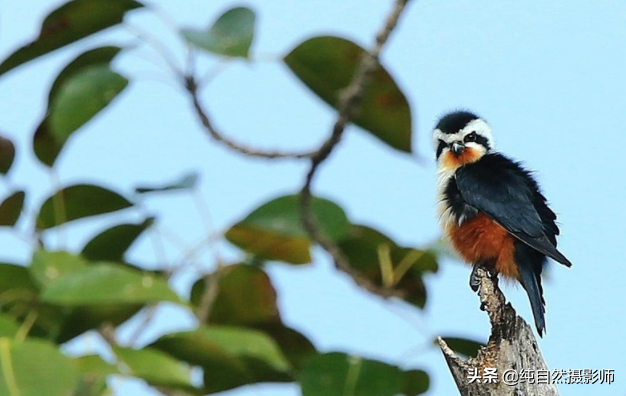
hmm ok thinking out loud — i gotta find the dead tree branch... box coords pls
[438,267,560,396]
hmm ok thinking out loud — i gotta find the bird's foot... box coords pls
[469,263,498,292]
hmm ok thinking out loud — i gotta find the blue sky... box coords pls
[1,1,624,395]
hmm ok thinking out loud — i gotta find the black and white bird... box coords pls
[433,110,572,336]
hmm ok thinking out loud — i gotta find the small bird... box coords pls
[433,110,571,336]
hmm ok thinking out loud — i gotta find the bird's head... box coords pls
[433,111,495,169]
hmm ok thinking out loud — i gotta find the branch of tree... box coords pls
[438,267,560,396]
[196,269,222,324]
[300,0,411,299]
[185,76,315,159]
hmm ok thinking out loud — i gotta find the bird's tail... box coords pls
[515,242,547,336]
[518,265,546,336]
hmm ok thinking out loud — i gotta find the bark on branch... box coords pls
[438,267,559,396]
[300,0,411,300]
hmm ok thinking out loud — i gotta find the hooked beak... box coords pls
[451,142,465,156]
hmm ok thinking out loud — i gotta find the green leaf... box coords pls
[76,354,117,376]
[29,250,86,287]
[36,184,133,230]
[0,315,20,338]
[438,337,485,358]
[0,136,15,175]
[190,264,279,326]
[49,46,123,104]
[225,195,350,264]
[152,325,291,394]
[182,7,255,58]
[0,263,38,296]
[0,261,142,344]
[40,263,182,305]
[403,370,430,396]
[252,323,316,370]
[34,47,125,166]
[190,266,317,368]
[0,191,25,226]
[34,65,128,166]
[0,0,142,76]
[300,353,404,396]
[57,304,143,343]
[74,354,118,396]
[284,36,412,153]
[338,225,438,308]
[135,172,199,194]
[0,263,40,332]
[48,65,127,137]
[0,338,79,396]
[81,218,154,261]
[0,264,76,343]
[114,347,196,392]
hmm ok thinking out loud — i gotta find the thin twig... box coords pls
[300,0,412,299]
[185,76,316,159]
[196,269,222,324]
[124,20,184,81]
[127,305,159,346]
[98,323,118,346]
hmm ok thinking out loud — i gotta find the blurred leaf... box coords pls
[338,225,438,308]
[114,347,197,392]
[284,36,412,153]
[57,304,142,343]
[191,264,279,325]
[0,263,38,295]
[300,352,404,396]
[438,336,485,358]
[182,7,255,58]
[0,263,71,343]
[0,315,20,337]
[403,370,430,396]
[252,323,316,370]
[0,263,40,330]
[35,65,128,166]
[0,260,142,343]
[190,265,316,368]
[10,305,68,343]
[0,338,79,396]
[81,218,154,261]
[36,184,133,230]
[226,195,350,264]
[29,250,86,287]
[74,354,118,396]
[41,263,182,305]
[27,251,143,342]
[76,354,117,376]
[227,227,310,264]
[152,325,291,394]
[0,0,142,76]
[48,46,123,103]
[0,190,25,226]
[135,172,199,194]
[0,136,15,175]
[34,47,125,166]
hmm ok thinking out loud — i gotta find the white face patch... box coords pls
[433,117,496,232]
[432,118,495,160]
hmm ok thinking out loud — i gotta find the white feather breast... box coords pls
[436,165,457,236]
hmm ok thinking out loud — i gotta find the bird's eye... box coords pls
[464,132,477,143]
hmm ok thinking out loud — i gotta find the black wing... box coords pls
[455,153,571,267]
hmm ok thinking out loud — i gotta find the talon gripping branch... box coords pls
[433,110,572,336]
